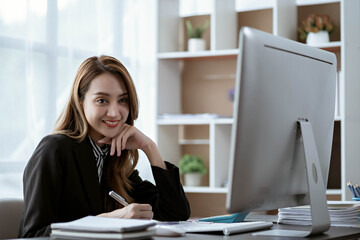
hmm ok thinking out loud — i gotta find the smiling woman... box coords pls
[18,56,190,238]
[82,73,131,143]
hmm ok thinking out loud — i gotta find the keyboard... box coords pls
[176,221,273,236]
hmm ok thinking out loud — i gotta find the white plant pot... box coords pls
[188,38,206,52]
[184,173,202,187]
[306,30,330,46]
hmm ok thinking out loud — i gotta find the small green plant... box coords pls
[178,154,207,175]
[298,14,334,40]
[185,20,210,39]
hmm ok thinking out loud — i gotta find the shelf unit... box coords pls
[157,42,341,60]
[156,0,360,216]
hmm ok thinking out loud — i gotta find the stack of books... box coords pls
[278,202,360,228]
[51,216,156,239]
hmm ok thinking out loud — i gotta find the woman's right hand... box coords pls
[98,203,153,219]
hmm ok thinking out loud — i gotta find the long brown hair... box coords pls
[54,55,139,209]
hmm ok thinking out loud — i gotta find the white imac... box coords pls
[226,27,336,237]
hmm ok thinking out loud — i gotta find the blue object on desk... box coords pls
[198,212,249,223]
[347,181,360,198]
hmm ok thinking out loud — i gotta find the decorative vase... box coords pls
[184,173,202,186]
[188,38,206,52]
[306,31,330,46]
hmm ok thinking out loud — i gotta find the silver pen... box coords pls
[109,190,129,206]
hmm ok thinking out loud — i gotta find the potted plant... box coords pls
[178,154,207,186]
[185,20,209,52]
[298,14,334,46]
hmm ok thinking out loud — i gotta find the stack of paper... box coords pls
[278,202,360,228]
[51,216,156,239]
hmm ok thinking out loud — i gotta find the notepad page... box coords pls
[51,216,156,232]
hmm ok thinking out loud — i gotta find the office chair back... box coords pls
[0,198,24,239]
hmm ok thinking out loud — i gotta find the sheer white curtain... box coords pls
[120,0,157,183]
[0,0,156,198]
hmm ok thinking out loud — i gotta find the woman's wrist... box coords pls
[98,209,125,218]
[142,140,167,170]
[98,212,111,217]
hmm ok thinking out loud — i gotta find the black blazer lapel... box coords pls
[73,138,104,214]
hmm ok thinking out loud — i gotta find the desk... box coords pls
[184,224,360,240]
[14,224,360,240]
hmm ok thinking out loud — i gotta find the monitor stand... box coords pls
[253,120,331,237]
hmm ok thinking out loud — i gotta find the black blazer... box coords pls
[19,134,190,238]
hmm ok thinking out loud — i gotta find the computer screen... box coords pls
[226,27,336,237]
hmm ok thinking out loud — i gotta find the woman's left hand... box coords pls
[99,124,166,169]
[98,124,151,157]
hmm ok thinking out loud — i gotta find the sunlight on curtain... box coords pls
[0,0,50,198]
[0,0,156,197]
[121,0,157,183]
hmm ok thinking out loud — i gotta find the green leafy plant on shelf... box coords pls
[185,20,210,39]
[178,154,207,175]
[298,14,334,41]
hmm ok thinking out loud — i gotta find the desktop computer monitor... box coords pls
[226,27,336,237]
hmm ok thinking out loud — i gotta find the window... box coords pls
[0,0,157,197]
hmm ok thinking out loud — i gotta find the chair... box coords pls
[0,198,24,239]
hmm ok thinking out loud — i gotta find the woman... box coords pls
[19,56,190,237]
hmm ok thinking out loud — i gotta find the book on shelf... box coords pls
[278,202,360,228]
[50,216,156,239]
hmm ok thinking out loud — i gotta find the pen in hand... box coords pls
[109,190,129,207]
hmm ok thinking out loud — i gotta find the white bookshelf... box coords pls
[326,189,342,195]
[156,0,360,203]
[236,0,273,12]
[157,117,232,189]
[296,0,340,6]
[157,42,341,60]
[157,49,239,60]
[184,186,228,193]
[307,41,341,49]
[158,117,233,125]
[178,139,210,145]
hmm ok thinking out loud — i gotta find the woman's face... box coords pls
[81,72,130,143]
